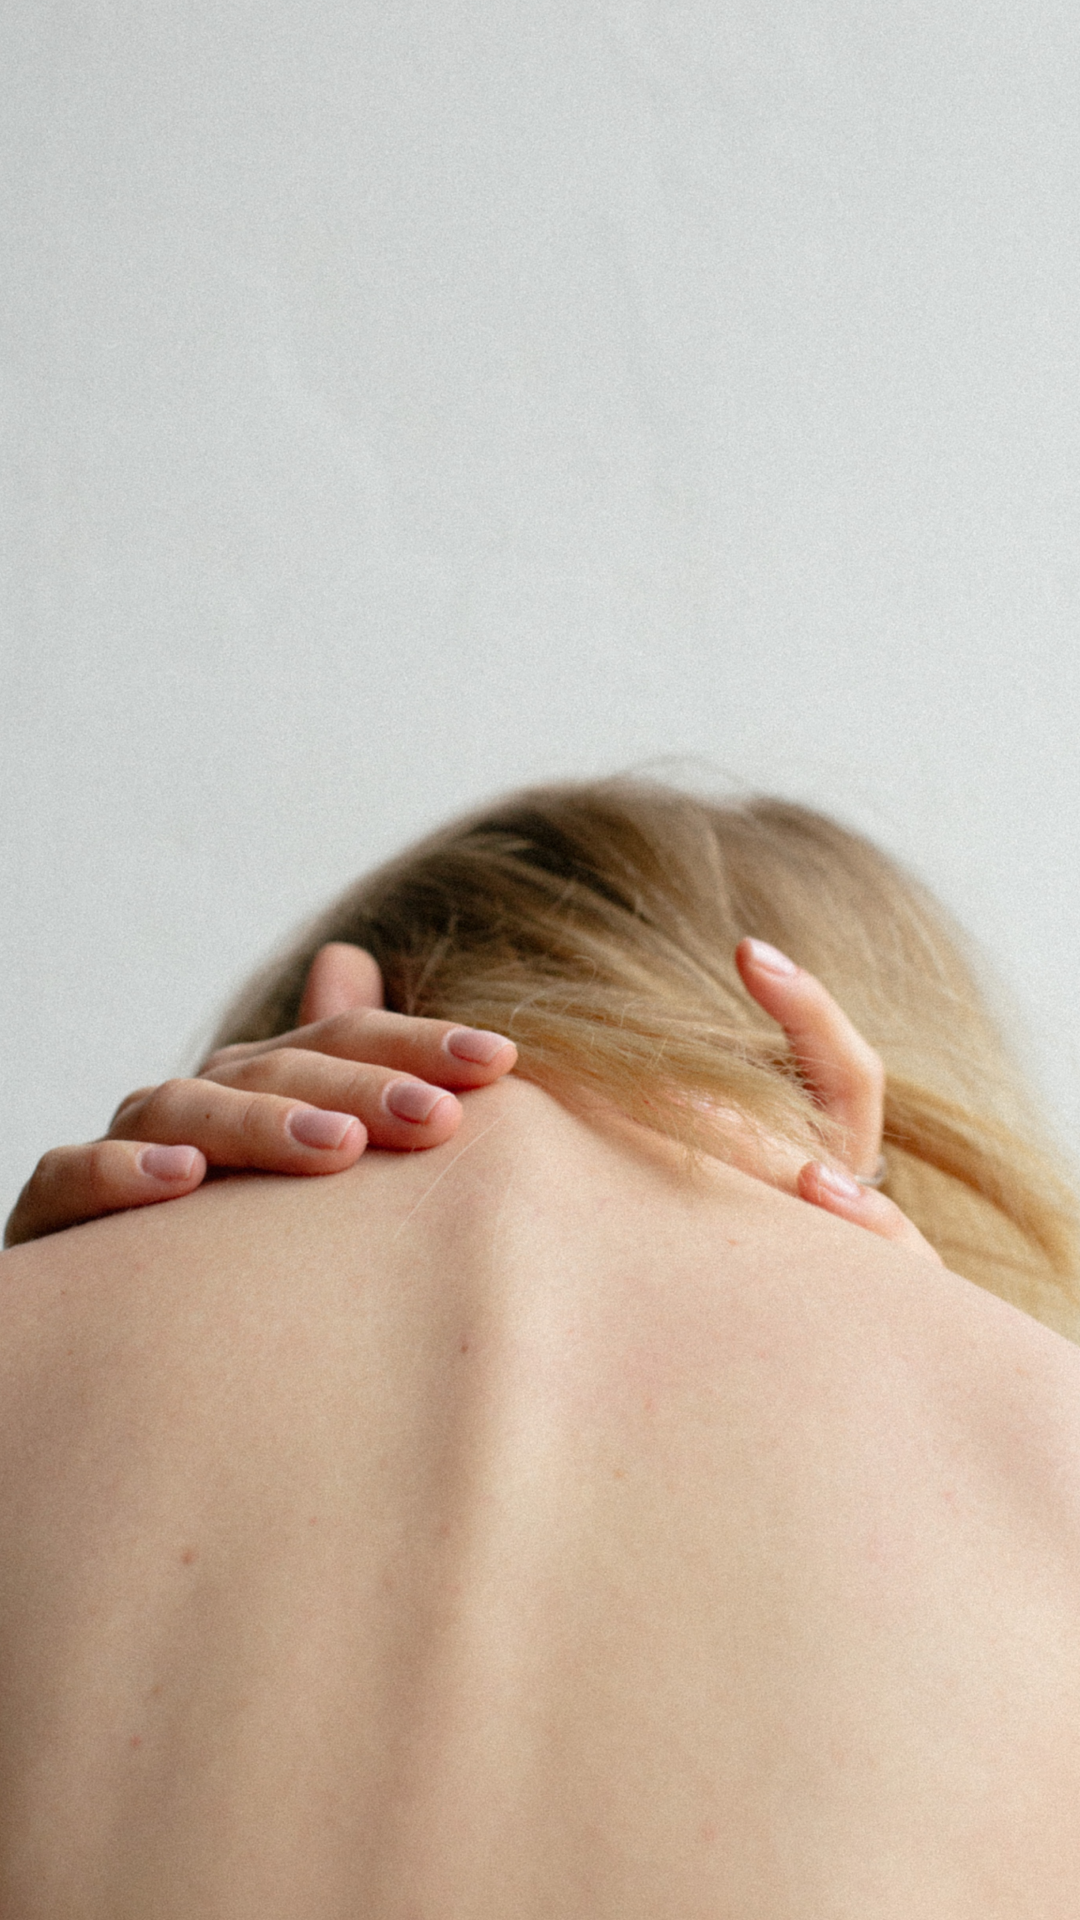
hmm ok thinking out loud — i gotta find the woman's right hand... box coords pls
[4,944,517,1249]
[735,937,941,1265]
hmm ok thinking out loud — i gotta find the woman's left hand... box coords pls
[735,938,941,1265]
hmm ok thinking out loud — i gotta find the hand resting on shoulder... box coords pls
[5,938,938,1265]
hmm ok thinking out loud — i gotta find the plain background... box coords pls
[3,0,1080,1224]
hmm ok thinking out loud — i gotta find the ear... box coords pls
[298,944,385,1025]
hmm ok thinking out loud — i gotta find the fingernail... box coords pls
[383,1080,449,1124]
[444,1027,512,1065]
[744,939,798,976]
[139,1145,200,1182]
[814,1163,863,1202]
[286,1107,357,1150]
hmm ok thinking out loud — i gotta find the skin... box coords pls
[5,940,938,1263]
[0,1076,1078,1916]
[4,946,518,1247]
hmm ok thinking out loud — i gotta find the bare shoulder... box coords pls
[3,1071,1079,1539]
[2,1079,1080,1916]
[2,1069,1078,1445]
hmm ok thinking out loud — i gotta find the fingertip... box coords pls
[382,1081,459,1126]
[366,1085,462,1151]
[798,1160,866,1215]
[733,938,757,985]
[736,938,799,981]
[443,1027,517,1071]
[285,1108,363,1152]
[137,1145,206,1185]
[417,1091,464,1143]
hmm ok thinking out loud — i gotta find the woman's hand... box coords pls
[735,938,941,1265]
[4,944,516,1249]
[6,936,936,1263]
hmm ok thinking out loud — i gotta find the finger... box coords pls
[110,1078,372,1171]
[203,1009,517,1091]
[4,1140,208,1248]
[735,939,884,1177]
[197,1051,468,1151]
[797,1161,942,1264]
[107,1084,157,1130]
[113,1071,467,1165]
[298,943,385,1024]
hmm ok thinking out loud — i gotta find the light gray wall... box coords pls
[4,0,1080,1221]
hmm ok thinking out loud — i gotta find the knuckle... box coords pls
[108,1096,146,1138]
[155,1077,190,1108]
[345,1062,382,1101]
[135,1080,184,1130]
[201,1042,256,1071]
[133,1078,209,1139]
[108,1086,153,1128]
[236,1090,275,1143]
[227,1050,304,1092]
[82,1141,119,1205]
[324,1009,374,1047]
[267,1046,307,1078]
[34,1146,69,1185]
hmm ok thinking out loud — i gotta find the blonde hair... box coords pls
[215,778,1080,1342]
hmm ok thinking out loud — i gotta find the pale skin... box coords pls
[4,938,939,1264]
[1,1036,1079,1913]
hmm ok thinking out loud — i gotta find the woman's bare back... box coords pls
[1,1078,1079,1918]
